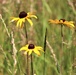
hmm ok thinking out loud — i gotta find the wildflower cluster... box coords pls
[11,11,43,56]
[11,11,75,56]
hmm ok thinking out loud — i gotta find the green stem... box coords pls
[43,28,47,75]
[61,25,64,50]
[24,24,28,44]
[60,25,64,75]
[31,54,33,75]
[24,25,30,75]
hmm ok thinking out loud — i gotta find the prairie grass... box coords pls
[0,0,76,75]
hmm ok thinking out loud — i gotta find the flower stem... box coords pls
[24,25,30,75]
[28,26,34,75]
[31,54,33,75]
[60,25,64,75]
[30,0,34,74]
[61,25,64,50]
[24,24,28,44]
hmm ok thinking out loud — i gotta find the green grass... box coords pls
[0,0,76,75]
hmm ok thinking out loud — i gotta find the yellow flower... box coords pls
[20,44,43,56]
[49,19,75,28]
[11,11,37,28]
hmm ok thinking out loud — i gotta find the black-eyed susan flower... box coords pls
[20,44,43,56]
[11,11,37,28]
[49,19,75,28]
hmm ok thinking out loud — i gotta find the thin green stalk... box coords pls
[24,24,30,75]
[31,54,33,75]
[30,0,34,74]
[24,24,28,44]
[28,27,34,75]
[60,25,64,75]
[43,28,47,75]
[61,25,64,51]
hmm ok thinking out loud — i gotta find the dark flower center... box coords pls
[28,44,35,49]
[59,19,65,22]
[19,11,27,18]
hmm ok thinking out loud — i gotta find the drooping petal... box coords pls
[11,17,19,22]
[27,18,33,26]
[33,49,40,56]
[64,21,75,28]
[49,19,59,24]
[36,46,44,51]
[28,50,33,55]
[70,24,75,27]
[27,12,34,15]
[66,24,75,28]
[20,18,26,28]
[30,15,37,19]
[17,20,20,27]
[24,50,29,55]
[19,19,23,27]
[20,45,28,51]
[27,12,37,19]
[23,18,26,22]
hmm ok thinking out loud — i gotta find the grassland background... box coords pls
[0,0,76,75]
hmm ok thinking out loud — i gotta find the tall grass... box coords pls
[0,0,76,75]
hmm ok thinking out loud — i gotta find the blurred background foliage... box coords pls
[0,0,76,75]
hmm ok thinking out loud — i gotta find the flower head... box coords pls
[20,44,43,56]
[11,11,37,28]
[49,19,75,28]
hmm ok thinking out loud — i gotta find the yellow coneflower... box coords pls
[20,44,43,56]
[11,11,37,28]
[49,19,75,28]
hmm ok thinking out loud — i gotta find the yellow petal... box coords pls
[20,45,28,51]
[49,19,59,24]
[36,46,44,51]
[23,18,26,22]
[64,21,75,28]
[27,12,31,15]
[28,50,33,55]
[19,19,23,28]
[27,18,33,26]
[68,24,75,28]
[30,15,37,19]
[33,49,40,56]
[70,24,75,27]
[69,21,74,23]
[27,12,37,19]
[24,50,28,55]
[17,20,20,27]
[27,12,34,15]
[11,17,19,22]
[20,18,26,28]
[59,20,64,23]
